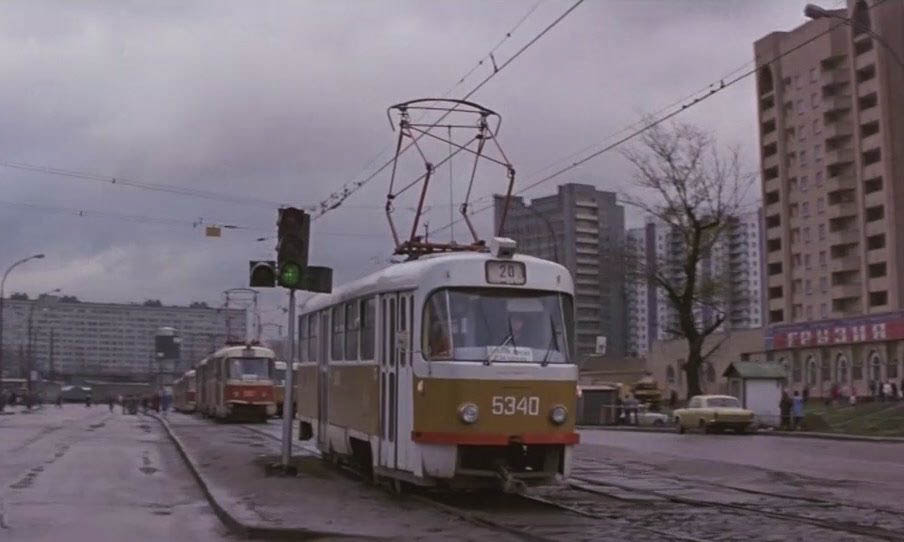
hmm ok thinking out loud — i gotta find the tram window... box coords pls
[381,299,388,366]
[308,314,319,361]
[361,297,376,360]
[298,315,307,362]
[409,297,415,364]
[331,306,344,361]
[389,299,397,367]
[345,301,359,361]
[399,298,407,366]
[422,290,452,359]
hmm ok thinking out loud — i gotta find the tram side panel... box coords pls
[296,363,318,438]
[325,364,380,456]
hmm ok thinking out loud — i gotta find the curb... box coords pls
[579,425,904,443]
[148,413,357,540]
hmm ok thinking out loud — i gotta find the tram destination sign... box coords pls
[765,311,904,350]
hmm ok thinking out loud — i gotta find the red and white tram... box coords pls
[195,343,277,422]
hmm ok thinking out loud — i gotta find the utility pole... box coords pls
[281,289,296,467]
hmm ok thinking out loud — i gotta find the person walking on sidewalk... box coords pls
[791,391,805,430]
[780,390,792,430]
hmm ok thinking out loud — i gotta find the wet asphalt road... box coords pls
[0,405,229,542]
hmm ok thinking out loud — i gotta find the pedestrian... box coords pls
[108,396,114,412]
[849,389,857,406]
[802,387,809,404]
[669,390,677,411]
[791,391,805,430]
[625,394,639,425]
[141,396,148,414]
[883,381,893,402]
[831,383,840,407]
[780,390,792,430]
[85,394,92,408]
[614,395,623,425]
[56,395,63,408]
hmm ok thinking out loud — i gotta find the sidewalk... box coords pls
[153,413,523,540]
[579,424,904,443]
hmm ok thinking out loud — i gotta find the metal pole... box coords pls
[281,288,296,466]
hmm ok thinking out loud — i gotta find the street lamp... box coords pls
[0,253,45,402]
[26,288,60,406]
[804,3,904,71]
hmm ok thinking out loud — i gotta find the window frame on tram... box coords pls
[331,305,344,361]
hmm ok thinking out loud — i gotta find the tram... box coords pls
[196,344,277,422]
[295,239,578,489]
[172,369,197,412]
[273,361,300,417]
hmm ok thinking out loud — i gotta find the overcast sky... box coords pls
[0,0,838,329]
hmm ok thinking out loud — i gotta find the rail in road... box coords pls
[236,419,895,541]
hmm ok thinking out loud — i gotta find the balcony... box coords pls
[827,200,858,219]
[823,121,853,141]
[832,282,862,299]
[828,228,860,246]
[830,254,860,273]
[825,173,855,193]
[822,69,850,87]
[860,106,879,125]
[855,49,876,71]
[825,148,854,167]
[863,161,884,181]
[825,95,853,113]
[857,77,878,98]
[762,153,780,170]
[861,132,882,153]
[867,246,887,264]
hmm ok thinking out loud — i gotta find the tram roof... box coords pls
[301,251,572,314]
[197,344,276,366]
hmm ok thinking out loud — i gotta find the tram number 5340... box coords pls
[491,396,540,416]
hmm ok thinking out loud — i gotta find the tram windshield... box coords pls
[423,288,574,363]
[227,357,272,381]
[273,367,286,386]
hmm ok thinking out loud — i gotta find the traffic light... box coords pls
[250,260,276,287]
[277,207,310,289]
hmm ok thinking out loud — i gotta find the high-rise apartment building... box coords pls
[755,0,904,396]
[625,213,764,357]
[0,296,245,379]
[756,0,904,324]
[494,183,626,358]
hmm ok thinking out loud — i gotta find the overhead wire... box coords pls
[428,8,866,237]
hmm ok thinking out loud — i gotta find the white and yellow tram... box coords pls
[196,344,277,422]
[172,369,197,412]
[296,240,578,488]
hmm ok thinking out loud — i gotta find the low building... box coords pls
[723,362,786,427]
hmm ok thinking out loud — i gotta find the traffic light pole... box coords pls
[280,288,296,468]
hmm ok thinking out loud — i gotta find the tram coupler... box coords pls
[496,464,526,494]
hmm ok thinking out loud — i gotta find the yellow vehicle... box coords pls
[295,240,578,489]
[673,395,755,434]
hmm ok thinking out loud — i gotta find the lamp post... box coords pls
[0,254,44,405]
[804,3,904,71]
[27,288,60,406]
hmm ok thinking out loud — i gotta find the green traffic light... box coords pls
[280,262,302,288]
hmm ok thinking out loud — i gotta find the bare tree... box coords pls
[623,121,749,398]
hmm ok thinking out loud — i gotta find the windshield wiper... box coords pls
[541,315,559,366]
[486,316,516,365]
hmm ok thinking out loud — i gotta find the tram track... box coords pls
[235,422,897,540]
[565,474,904,541]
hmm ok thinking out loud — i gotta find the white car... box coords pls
[636,405,670,427]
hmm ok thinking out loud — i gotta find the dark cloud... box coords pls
[0,0,819,311]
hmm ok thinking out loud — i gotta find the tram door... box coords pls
[379,292,414,472]
[379,295,398,469]
[317,312,330,449]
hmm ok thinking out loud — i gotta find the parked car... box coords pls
[673,395,754,434]
[637,405,670,427]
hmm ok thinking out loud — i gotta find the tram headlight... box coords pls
[458,402,479,424]
[549,405,568,425]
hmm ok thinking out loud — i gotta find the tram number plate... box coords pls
[486,261,526,285]
[491,396,540,416]
[242,390,256,398]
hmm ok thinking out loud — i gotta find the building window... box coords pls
[792,359,802,383]
[797,99,804,115]
[805,279,813,295]
[815,171,823,185]
[805,305,813,319]
[889,360,899,380]
[819,303,827,318]
[804,253,811,270]
[870,352,882,381]
[818,223,825,240]
[819,251,827,269]
[809,68,817,83]
[801,175,808,191]
[817,198,825,214]
[852,360,863,381]
[820,276,828,292]
[814,144,822,161]
[807,356,817,386]
[803,203,810,218]
[813,118,821,134]
[798,125,806,141]
[800,150,807,166]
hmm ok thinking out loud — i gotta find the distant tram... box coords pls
[273,360,300,417]
[172,369,197,412]
[195,344,277,422]
[296,239,579,489]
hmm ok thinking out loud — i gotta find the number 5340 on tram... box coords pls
[295,239,578,489]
